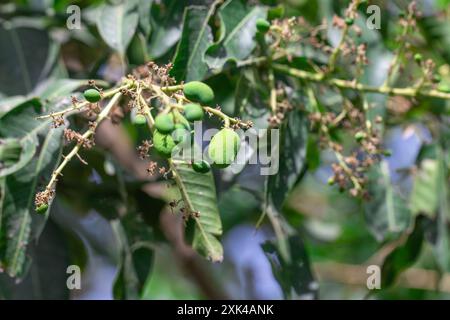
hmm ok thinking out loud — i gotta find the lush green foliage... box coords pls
[0,0,450,300]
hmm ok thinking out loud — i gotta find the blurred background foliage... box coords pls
[0,0,449,300]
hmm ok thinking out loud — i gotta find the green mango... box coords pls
[153,130,176,158]
[192,160,211,173]
[134,114,147,125]
[208,128,240,168]
[83,89,101,103]
[183,81,214,105]
[184,103,204,122]
[155,113,175,133]
[256,18,270,33]
[36,203,49,214]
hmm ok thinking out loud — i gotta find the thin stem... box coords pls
[272,63,450,100]
[161,84,184,93]
[328,23,350,73]
[203,106,231,127]
[268,68,277,113]
[44,92,122,192]
[382,7,415,87]
[37,81,132,120]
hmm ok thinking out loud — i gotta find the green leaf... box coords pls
[267,109,308,212]
[112,215,154,300]
[262,235,317,299]
[364,161,412,241]
[423,149,450,272]
[170,6,214,82]
[0,127,63,278]
[381,215,427,289]
[205,0,267,70]
[171,160,223,262]
[418,16,450,64]
[0,24,57,95]
[0,219,71,299]
[234,69,270,127]
[0,137,37,178]
[0,95,66,277]
[33,79,86,100]
[0,96,28,117]
[410,159,440,217]
[97,1,139,55]
[138,0,153,37]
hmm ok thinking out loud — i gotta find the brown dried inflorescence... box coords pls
[35,188,55,207]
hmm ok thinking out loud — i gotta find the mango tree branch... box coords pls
[43,92,122,194]
[272,63,450,100]
[37,81,133,120]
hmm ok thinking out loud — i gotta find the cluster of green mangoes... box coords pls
[150,81,240,173]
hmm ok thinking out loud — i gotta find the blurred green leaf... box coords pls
[418,15,450,64]
[0,219,70,299]
[364,161,412,241]
[410,159,440,217]
[97,1,139,55]
[127,32,149,66]
[148,0,187,58]
[0,137,36,178]
[262,235,317,299]
[0,127,63,278]
[0,24,55,95]
[112,214,154,300]
[381,215,427,289]
[138,0,153,37]
[0,96,65,277]
[267,109,308,212]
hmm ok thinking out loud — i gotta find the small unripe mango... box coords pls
[208,128,240,168]
[256,18,270,33]
[183,81,214,105]
[83,89,101,103]
[155,113,175,133]
[438,83,450,93]
[134,114,147,125]
[414,53,423,63]
[172,124,190,144]
[153,130,176,158]
[268,6,284,20]
[184,103,204,122]
[354,131,366,142]
[192,160,211,173]
[36,203,49,214]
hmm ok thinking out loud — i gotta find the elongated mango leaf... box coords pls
[0,137,37,178]
[418,16,450,64]
[0,25,56,95]
[112,216,154,300]
[205,0,267,69]
[138,0,153,37]
[97,1,139,55]
[0,78,83,277]
[267,109,308,212]
[1,127,63,278]
[364,161,411,241]
[381,215,427,289]
[262,235,317,300]
[171,160,223,262]
[422,149,450,272]
[148,0,187,58]
[410,159,440,217]
[170,6,214,81]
